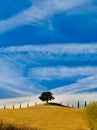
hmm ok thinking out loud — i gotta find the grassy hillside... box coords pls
[0,104,89,130]
[84,102,97,130]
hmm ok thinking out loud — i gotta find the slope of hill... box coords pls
[0,104,89,130]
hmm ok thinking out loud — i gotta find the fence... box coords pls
[1,100,87,109]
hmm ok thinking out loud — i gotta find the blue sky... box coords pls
[0,0,97,46]
[0,0,97,102]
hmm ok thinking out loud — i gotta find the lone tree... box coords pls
[38,91,55,103]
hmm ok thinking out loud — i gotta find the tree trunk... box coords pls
[46,100,48,104]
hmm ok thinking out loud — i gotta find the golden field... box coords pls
[0,104,90,130]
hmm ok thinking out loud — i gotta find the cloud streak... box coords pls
[0,0,90,33]
[1,43,97,54]
[0,53,44,97]
[29,66,97,81]
[52,74,97,95]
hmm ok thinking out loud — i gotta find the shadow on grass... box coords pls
[0,121,40,130]
[48,102,71,108]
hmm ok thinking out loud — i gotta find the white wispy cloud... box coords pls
[0,54,44,97]
[1,43,97,54]
[29,66,97,80]
[0,0,90,33]
[52,74,97,94]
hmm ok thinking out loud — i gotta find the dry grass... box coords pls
[84,101,97,130]
[0,121,38,130]
[0,104,90,130]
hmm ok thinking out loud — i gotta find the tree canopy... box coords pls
[38,91,55,103]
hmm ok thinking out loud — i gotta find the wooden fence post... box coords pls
[4,105,6,109]
[78,101,80,108]
[20,104,21,109]
[85,101,87,107]
[27,103,29,108]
